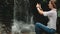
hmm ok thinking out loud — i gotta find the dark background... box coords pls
[0,0,14,32]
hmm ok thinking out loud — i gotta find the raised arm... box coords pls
[36,3,53,16]
[36,3,44,15]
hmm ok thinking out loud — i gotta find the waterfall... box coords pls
[12,0,35,34]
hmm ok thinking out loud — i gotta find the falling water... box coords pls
[12,0,35,34]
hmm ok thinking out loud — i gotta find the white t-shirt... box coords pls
[43,9,57,30]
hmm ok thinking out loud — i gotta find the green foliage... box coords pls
[58,8,60,17]
[43,0,46,2]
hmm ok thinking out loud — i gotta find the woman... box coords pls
[35,1,57,34]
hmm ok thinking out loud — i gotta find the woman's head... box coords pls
[48,1,56,9]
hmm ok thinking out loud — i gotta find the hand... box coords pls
[36,3,42,9]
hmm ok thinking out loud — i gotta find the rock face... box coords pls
[0,0,14,33]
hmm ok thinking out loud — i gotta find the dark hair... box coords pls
[50,1,56,8]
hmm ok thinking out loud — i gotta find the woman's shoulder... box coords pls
[52,8,57,11]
